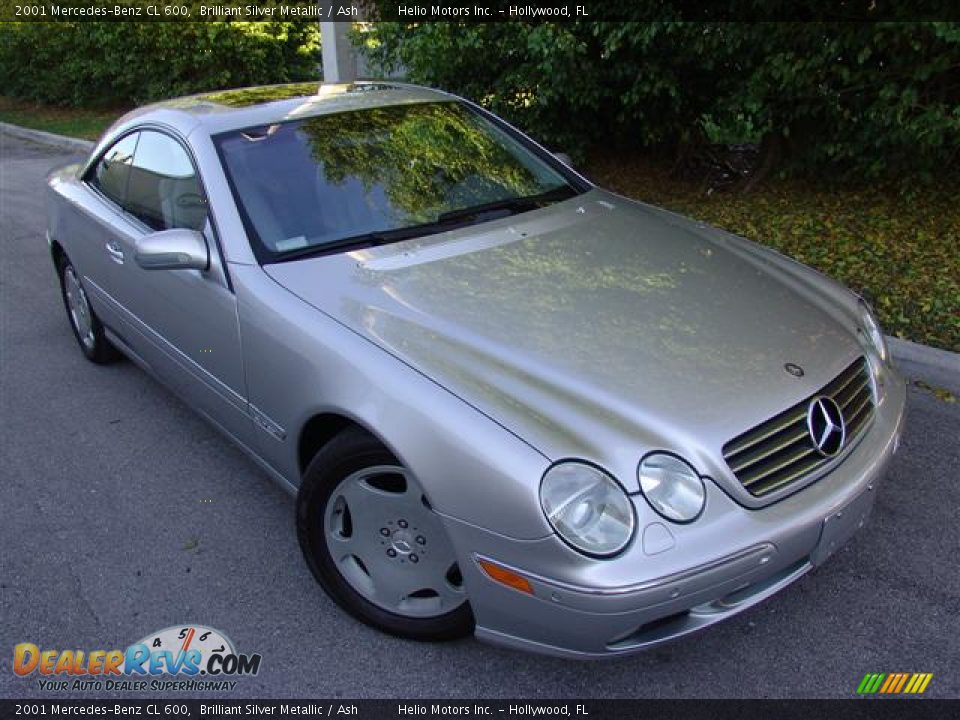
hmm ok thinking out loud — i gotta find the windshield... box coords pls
[214,101,580,260]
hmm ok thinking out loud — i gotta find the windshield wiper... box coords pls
[270,185,578,263]
[270,224,461,263]
[436,185,577,224]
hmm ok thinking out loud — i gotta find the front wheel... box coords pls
[56,253,120,364]
[297,428,473,641]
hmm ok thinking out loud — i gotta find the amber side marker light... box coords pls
[477,558,534,595]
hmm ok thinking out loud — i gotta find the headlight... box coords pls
[859,301,889,364]
[540,462,635,557]
[638,454,706,523]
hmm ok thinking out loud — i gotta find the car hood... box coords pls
[264,189,864,496]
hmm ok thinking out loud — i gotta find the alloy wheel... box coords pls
[324,465,466,619]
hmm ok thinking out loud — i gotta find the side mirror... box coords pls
[553,152,573,168]
[135,228,209,271]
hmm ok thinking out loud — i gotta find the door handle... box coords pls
[105,240,125,264]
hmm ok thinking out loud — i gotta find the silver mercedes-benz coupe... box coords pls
[46,81,906,658]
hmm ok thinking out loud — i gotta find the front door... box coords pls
[104,129,254,448]
[69,131,142,332]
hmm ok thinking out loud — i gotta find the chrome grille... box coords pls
[723,358,876,497]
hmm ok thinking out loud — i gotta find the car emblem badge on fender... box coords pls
[807,396,846,457]
[784,363,805,377]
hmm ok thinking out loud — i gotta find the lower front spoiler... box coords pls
[476,557,813,659]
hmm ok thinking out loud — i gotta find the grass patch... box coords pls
[0,96,119,141]
[586,153,960,353]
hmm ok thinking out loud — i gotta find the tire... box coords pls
[297,428,474,641]
[56,253,120,364]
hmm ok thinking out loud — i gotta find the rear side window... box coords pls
[125,131,206,232]
[89,132,139,206]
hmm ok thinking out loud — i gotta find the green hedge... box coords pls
[361,19,960,185]
[0,22,319,108]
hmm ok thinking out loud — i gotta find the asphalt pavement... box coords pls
[1,133,958,699]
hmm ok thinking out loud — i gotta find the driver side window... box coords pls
[125,130,206,232]
[89,132,139,207]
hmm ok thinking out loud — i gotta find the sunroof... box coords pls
[195,82,399,109]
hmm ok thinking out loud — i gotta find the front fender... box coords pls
[231,263,555,541]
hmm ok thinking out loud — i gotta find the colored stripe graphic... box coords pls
[857,673,885,694]
[857,673,932,695]
[879,674,897,693]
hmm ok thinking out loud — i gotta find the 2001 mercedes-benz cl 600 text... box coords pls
[46,82,905,658]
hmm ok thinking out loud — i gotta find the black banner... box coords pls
[2,0,960,23]
[1,700,959,720]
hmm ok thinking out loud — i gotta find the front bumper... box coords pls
[443,372,906,658]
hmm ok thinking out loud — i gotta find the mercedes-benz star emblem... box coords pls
[807,396,846,457]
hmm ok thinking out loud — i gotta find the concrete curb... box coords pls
[888,336,960,374]
[3,121,958,378]
[0,121,94,153]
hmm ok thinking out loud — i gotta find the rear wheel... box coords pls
[57,254,120,364]
[297,428,473,640]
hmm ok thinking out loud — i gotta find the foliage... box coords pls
[587,152,960,352]
[299,102,549,222]
[199,82,322,107]
[360,16,960,184]
[0,22,319,109]
[0,96,117,140]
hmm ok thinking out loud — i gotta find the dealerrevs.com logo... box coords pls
[13,625,261,692]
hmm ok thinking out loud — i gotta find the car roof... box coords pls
[111,81,457,138]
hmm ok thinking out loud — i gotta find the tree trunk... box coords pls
[737,132,783,194]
